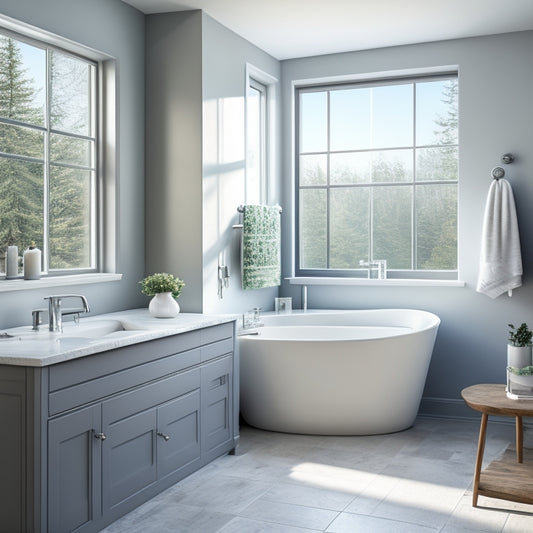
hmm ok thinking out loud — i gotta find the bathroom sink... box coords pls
[1,319,143,341]
[61,319,140,338]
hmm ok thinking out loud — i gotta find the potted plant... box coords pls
[507,323,533,369]
[140,272,185,318]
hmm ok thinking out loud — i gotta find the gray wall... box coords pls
[0,0,146,328]
[145,11,204,313]
[201,13,281,314]
[280,31,533,414]
[145,11,281,315]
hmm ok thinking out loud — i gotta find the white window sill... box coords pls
[286,277,465,287]
[0,273,123,293]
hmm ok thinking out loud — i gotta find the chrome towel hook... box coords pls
[491,167,505,180]
[492,153,514,180]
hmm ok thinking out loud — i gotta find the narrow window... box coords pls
[296,74,458,279]
[246,77,267,204]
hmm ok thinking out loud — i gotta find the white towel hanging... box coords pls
[476,178,522,298]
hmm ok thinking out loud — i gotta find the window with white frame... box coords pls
[246,77,267,204]
[0,25,113,277]
[296,74,458,279]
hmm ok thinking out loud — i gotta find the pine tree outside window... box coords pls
[0,29,98,275]
[296,74,458,280]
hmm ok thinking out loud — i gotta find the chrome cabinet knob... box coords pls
[94,431,106,440]
[157,431,170,441]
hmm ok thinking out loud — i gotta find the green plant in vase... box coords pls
[140,273,185,318]
[507,323,533,370]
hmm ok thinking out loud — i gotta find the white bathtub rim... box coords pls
[239,308,440,342]
[240,325,412,342]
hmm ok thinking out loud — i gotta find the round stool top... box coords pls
[461,383,533,417]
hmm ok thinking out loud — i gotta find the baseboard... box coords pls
[419,396,475,419]
[419,396,533,428]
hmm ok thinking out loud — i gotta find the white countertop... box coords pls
[0,309,237,367]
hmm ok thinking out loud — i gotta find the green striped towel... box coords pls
[242,205,281,290]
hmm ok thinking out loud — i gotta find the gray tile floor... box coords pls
[101,417,533,532]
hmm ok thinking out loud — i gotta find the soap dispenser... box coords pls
[23,241,41,280]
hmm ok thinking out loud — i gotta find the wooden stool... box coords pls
[462,384,533,506]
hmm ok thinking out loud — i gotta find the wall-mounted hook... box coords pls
[501,153,514,164]
[491,167,505,180]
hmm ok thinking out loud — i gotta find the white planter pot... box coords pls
[148,292,180,318]
[507,345,532,369]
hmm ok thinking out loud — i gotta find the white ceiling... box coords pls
[121,0,533,60]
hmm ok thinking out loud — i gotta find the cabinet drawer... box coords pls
[49,329,204,392]
[201,337,233,362]
[49,349,201,416]
[200,323,234,345]
[102,368,200,426]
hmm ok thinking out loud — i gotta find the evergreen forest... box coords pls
[0,34,94,274]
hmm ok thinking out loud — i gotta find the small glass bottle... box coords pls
[5,245,18,278]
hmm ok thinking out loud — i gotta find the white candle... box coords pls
[23,242,41,280]
[5,245,18,278]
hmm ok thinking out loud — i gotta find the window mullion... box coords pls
[369,186,373,263]
[90,63,97,269]
[326,91,331,269]
[43,48,51,275]
[412,82,417,271]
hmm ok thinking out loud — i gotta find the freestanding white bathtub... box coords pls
[239,309,440,435]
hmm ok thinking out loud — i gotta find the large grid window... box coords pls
[0,29,97,275]
[296,74,458,279]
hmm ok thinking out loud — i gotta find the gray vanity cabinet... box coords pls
[0,320,237,533]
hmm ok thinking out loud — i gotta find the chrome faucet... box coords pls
[32,294,91,332]
[359,259,387,280]
[243,307,262,329]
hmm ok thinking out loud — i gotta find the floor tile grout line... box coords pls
[326,509,442,532]
[234,505,341,532]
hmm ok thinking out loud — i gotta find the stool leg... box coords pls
[473,413,488,507]
[516,416,523,463]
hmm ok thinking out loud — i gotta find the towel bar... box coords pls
[237,205,282,214]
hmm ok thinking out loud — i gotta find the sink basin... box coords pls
[1,319,143,341]
[61,319,137,338]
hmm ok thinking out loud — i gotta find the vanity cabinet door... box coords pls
[201,355,233,459]
[157,389,201,479]
[102,408,157,512]
[48,404,101,533]
[0,369,27,533]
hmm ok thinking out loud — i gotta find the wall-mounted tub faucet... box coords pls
[243,307,262,329]
[302,285,308,312]
[359,259,387,280]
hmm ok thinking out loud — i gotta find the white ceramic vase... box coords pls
[507,345,532,369]
[148,292,180,318]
